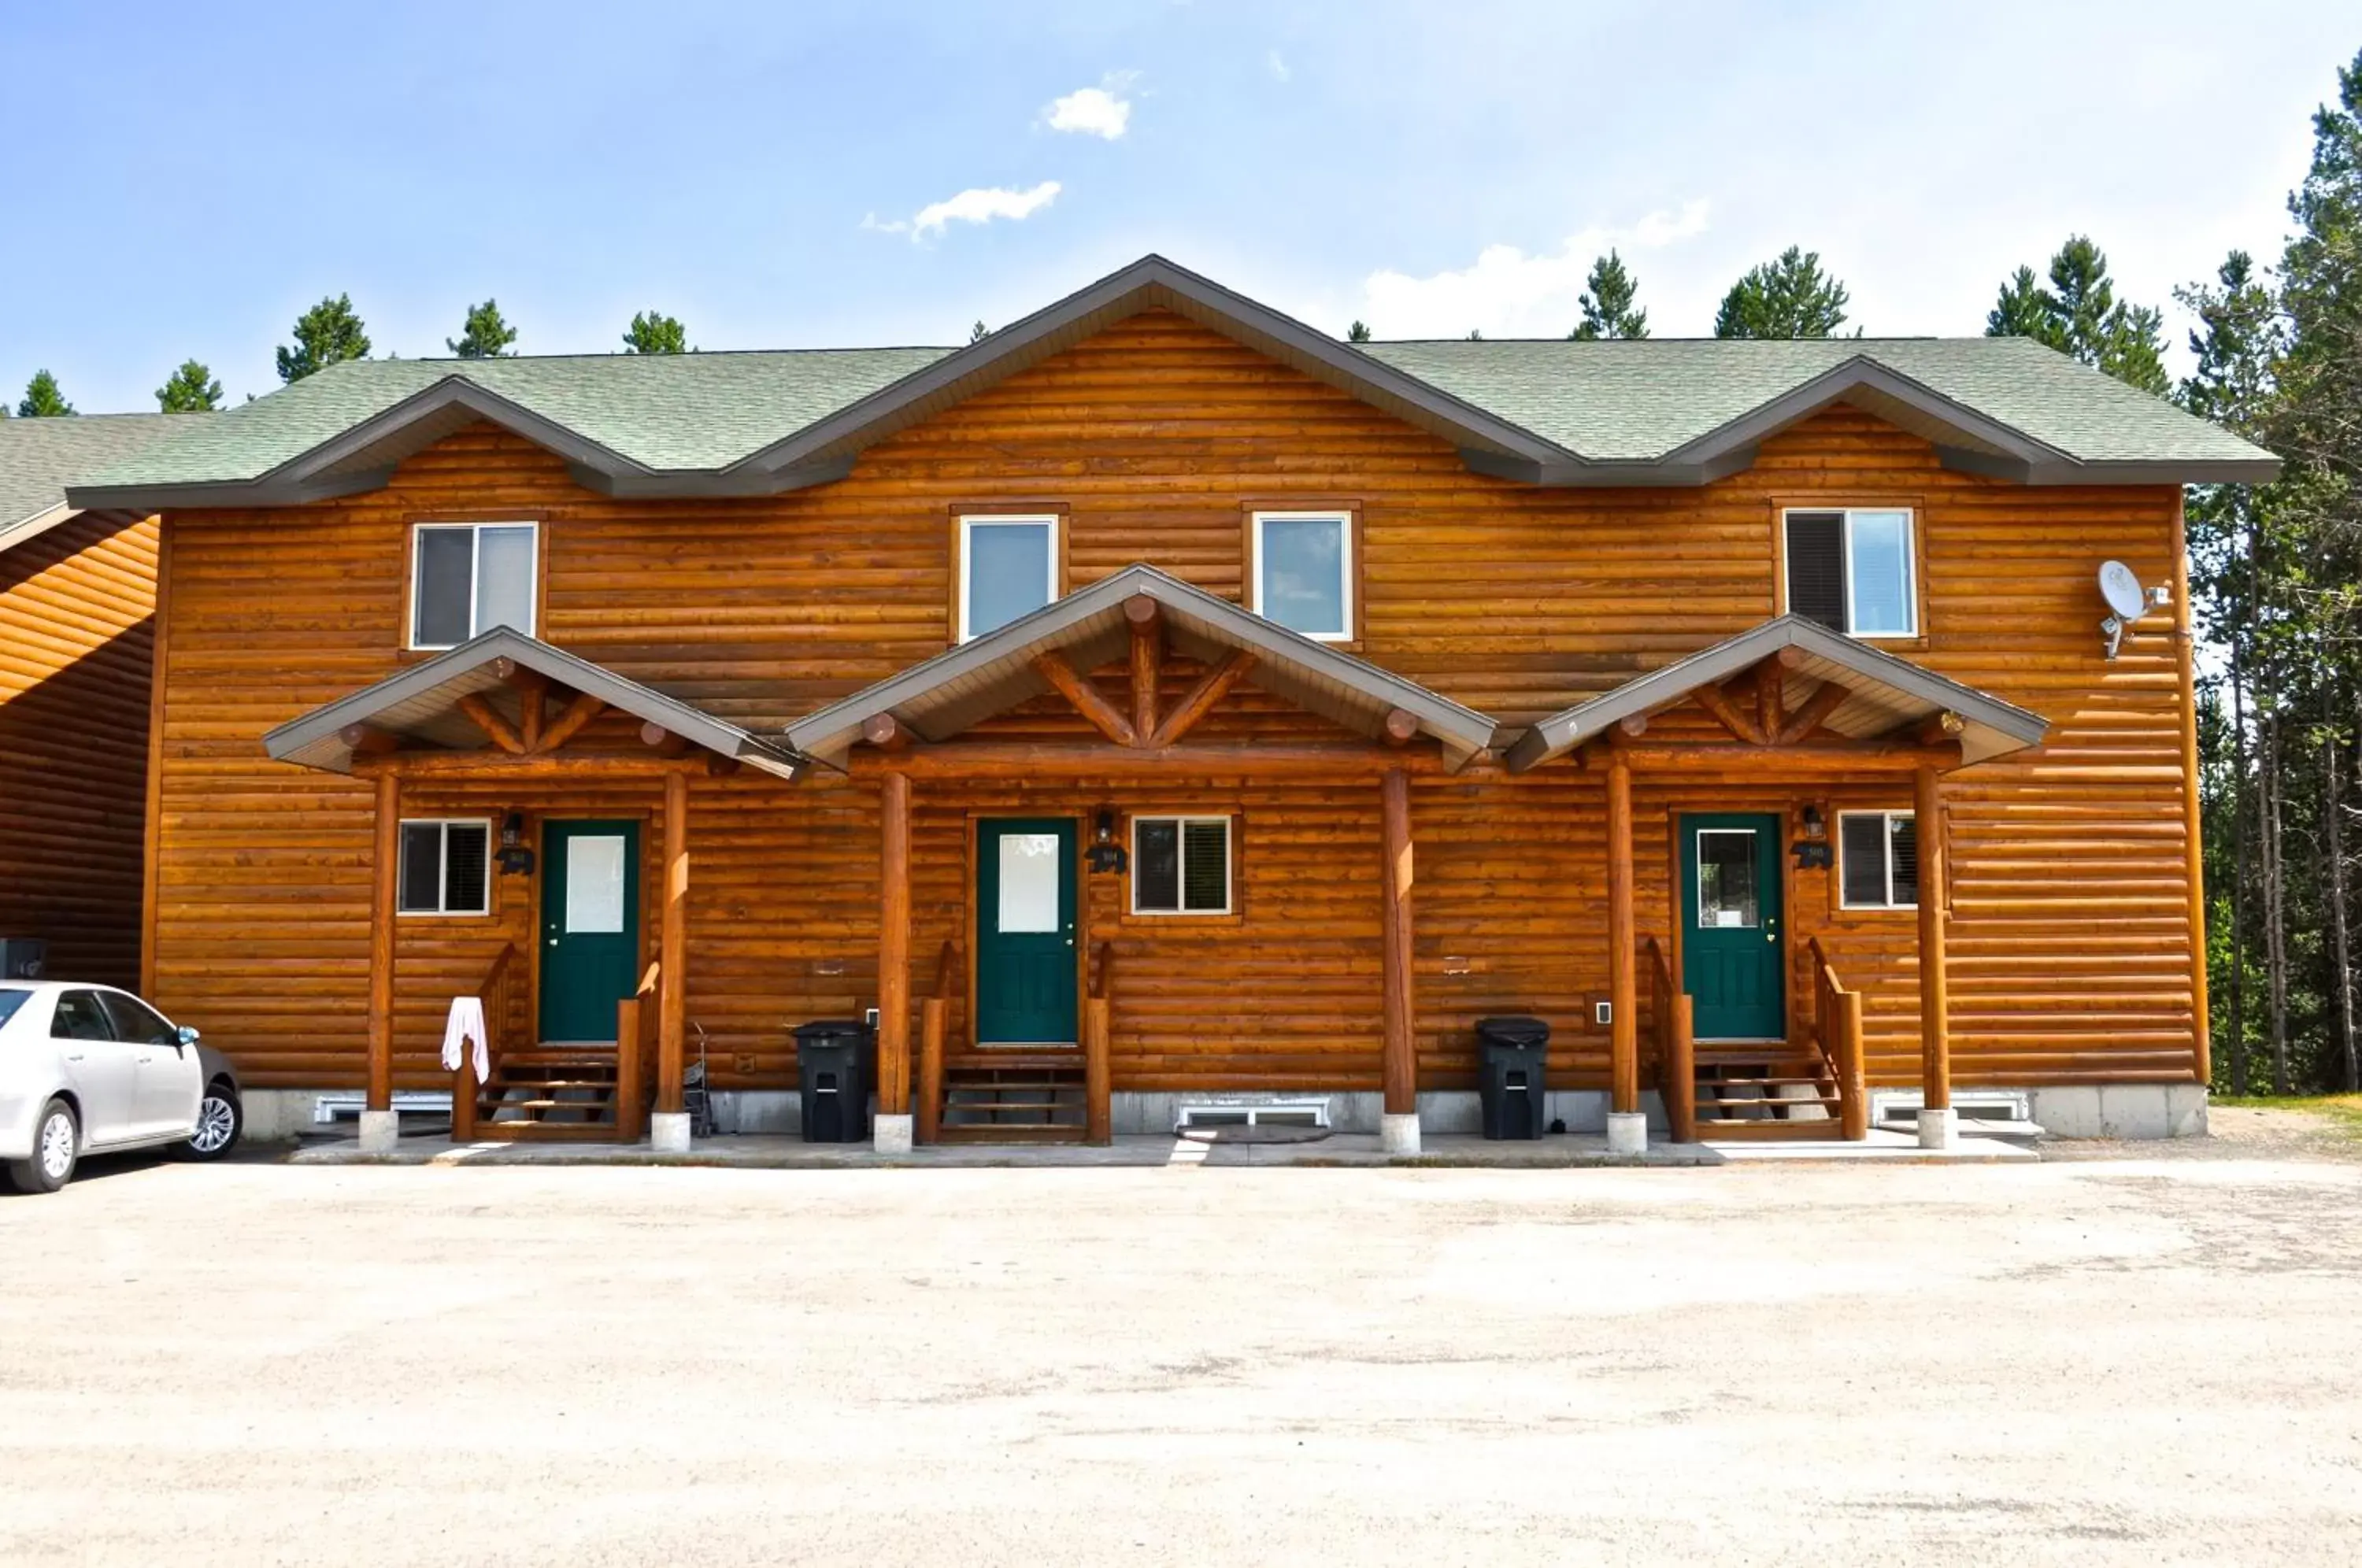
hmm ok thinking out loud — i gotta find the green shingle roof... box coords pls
[0,412,202,542]
[68,257,2275,501]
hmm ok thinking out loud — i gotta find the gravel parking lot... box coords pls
[5,1119,2360,1566]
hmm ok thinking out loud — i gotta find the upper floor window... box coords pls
[1251,511,1353,642]
[959,515,1059,642]
[412,522,538,649]
[398,819,492,915]
[1783,508,1916,638]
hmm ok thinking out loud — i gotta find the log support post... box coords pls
[916,997,945,1145]
[875,770,914,1154]
[1379,767,1419,1155]
[1914,763,1954,1148]
[1605,753,1646,1155]
[650,771,691,1152]
[361,771,402,1154]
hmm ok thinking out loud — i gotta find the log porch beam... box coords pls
[1379,767,1416,1120]
[1690,682,1764,745]
[1031,651,1138,746]
[1776,680,1853,745]
[876,771,913,1147]
[657,770,688,1121]
[1127,596,1161,744]
[365,770,400,1116]
[457,693,528,755]
[340,723,402,756]
[1606,752,1638,1118]
[514,668,550,751]
[861,712,911,751]
[536,691,606,753]
[640,722,690,757]
[1915,762,1952,1128]
[1146,650,1257,748]
[1754,660,1784,743]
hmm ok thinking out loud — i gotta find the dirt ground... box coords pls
[4,1111,2360,1567]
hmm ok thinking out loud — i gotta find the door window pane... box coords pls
[964,520,1054,639]
[98,992,176,1045]
[475,526,537,634]
[413,528,475,647]
[1696,830,1760,928]
[1848,511,1914,635]
[1257,516,1349,638]
[996,832,1062,933]
[565,834,627,934]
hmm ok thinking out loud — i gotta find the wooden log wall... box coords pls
[0,511,156,989]
[146,309,2198,1092]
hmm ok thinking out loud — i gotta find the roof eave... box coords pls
[1938,447,2286,486]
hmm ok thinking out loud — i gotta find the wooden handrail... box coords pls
[1087,938,1113,1001]
[1805,937,1869,1140]
[929,938,956,1002]
[451,943,516,1144]
[1642,937,1695,1143]
[1084,940,1113,1143]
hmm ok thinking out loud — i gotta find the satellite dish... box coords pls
[2097,560,2147,622]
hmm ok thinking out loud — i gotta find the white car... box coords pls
[0,982,242,1193]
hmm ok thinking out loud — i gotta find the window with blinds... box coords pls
[1783,508,1916,637]
[1131,816,1232,915]
[1838,811,1918,909]
[397,819,492,915]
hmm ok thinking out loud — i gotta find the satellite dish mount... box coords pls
[2097,560,2167,661]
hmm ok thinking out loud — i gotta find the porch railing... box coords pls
[450,944,516,1144]
[1805,937,1870,1141]
[1084,941,1113,1145]
[916,940,954,1145]
[1643,936,1695,1144]
[613,960,659,1141]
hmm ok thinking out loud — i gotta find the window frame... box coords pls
[1836,809,1920,911]
[955,513,1062,644]
[1248,508,1357,644]
[1129,814,1235,917]
[1779,505,1920,641]
[407,520,541,652]
[395,817,495,918]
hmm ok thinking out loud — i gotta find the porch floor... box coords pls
[287,1128,2034,1169]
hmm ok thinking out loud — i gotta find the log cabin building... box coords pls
[67,257,2279,1154]
[1,414,194,991]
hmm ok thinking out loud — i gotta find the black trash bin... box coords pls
[794,1019,876,1143]
[1475,1015,1549,1140]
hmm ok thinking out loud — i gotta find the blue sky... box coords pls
[5,1,2356,412]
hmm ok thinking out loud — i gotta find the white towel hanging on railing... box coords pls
[441,995,490,1082]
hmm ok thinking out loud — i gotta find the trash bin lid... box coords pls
[793,1018,872,1044]
[1475,1015,1550,1049]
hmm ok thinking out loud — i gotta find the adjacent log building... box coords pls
[68,258,2279,1152]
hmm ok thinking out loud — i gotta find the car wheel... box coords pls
[6,1099,79,1194]
[183,1083,242,1161]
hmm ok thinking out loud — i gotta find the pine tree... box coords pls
[1569,250,1649,340]
[17,370,74,416]
[156,360,224,412]
[969,320,990,345]
[624,312,689,354]
[1346,320,1372,344]
[1712,246,1851,338]
[276,294,372,383]
[448,299,518,359]
[1985,237,2169,393]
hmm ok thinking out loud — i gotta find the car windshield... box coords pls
[0,989,30,1028]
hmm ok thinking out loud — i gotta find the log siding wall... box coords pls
[1,511,157,989]
[148,311,2197,1093]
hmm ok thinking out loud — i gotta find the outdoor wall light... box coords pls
[1086,808,1128,875]
[1800,804,1826,840]
[495,812,536,877]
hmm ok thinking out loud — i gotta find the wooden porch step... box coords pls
[943,1051,1083,1071]
[468,1120,622,1142]
[944,1098,1079,1112]
[1695,1119,1846,1141]
[934,1124,1089,1145]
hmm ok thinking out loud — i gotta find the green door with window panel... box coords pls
[974,819,1078,1045]
[1679,813,1786,1041]
[539,820,642,1043]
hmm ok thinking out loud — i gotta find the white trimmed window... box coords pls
[1131,816,1232,915]
[958,515,1059,642]
[411,522,539,649]
[398,819,492,915]
[1783,508,1916,638]
[1251,511,1353,642]
[1838,811,1919,909]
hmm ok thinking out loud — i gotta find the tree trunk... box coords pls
[2261,706,2291,1096]
[2342,701,2362,1094]
[2229,643,2252,1095]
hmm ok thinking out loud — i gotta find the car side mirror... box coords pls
[176,1024,202,1048]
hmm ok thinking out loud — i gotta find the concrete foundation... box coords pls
[648,1112,692,1154]
[356,1110,401,1155]
[1917,1106,1958,1151]
[873,1113,914,1156]
[1605,1111,1648,1156]
[1379,1113,1421,1156]
[2024,1083,2208,1140]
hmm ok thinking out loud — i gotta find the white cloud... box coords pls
[863,180,1064,242]
[1358,200,1712,338]
[1045,80,1133,139]
[1266,50,1290,82]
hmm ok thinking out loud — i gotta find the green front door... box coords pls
[1679,812,1786,1041]
[974,819,1079,1045]
[539,820,642,1044]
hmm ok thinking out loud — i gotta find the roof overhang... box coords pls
[1504,615,2049,771]
[783,563,1500,770]
[262,627,806,779]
